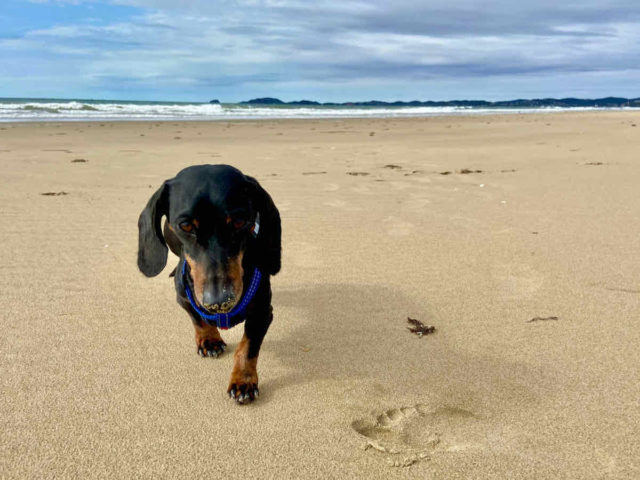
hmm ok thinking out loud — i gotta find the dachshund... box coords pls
[137,164,281,404]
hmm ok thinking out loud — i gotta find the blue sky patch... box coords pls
[0,0,145,37]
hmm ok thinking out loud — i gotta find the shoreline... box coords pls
[2,102,640,123]
[2,107,640,125]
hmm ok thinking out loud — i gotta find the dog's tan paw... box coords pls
[228,382,259,404]
[228,368,259,404]
[197,339,227,358]
[195,323,226,357]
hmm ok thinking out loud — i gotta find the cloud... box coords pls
[3,0,640,100]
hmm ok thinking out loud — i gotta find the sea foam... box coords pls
[0,98,631,122]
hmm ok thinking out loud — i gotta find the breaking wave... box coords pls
[0,98,634,122]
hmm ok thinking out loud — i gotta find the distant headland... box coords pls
[225,96,640,108]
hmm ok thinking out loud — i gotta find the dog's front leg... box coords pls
[228,305,273,404]
[193,322,227,358]
[176,295,227,358]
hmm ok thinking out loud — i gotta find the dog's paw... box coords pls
[197,339,227,358]
[228,381,259,405]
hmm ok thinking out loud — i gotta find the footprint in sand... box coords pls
[353,404,485,467]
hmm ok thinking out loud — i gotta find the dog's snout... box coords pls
[202,283,236,313]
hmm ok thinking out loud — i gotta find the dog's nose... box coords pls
[202,286,236,313]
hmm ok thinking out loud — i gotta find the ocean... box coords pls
[0,98,633,122]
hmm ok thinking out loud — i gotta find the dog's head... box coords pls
[137,164,281,313]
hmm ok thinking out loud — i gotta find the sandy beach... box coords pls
[1,112,640,479]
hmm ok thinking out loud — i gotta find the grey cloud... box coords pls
[110,0,640,36]
[5,0,640,100]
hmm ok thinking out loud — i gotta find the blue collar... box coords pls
[182,260,262,330]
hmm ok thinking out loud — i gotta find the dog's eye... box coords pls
[226,216,246,229]
[179,221,194,233]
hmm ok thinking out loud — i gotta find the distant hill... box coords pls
[238,96,640,108]
[239,97,284,105]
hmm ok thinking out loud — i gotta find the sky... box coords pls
[1,0,640,102]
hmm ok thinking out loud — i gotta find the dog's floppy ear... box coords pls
[137,181,170,277]
[246,176,281,275]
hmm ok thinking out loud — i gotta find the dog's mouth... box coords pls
[202,295,238,314]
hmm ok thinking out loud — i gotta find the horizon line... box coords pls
[1,94,640,105]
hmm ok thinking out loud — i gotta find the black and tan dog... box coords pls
[137,164,281,404]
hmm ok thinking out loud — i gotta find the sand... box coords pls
[1,112,639,479]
